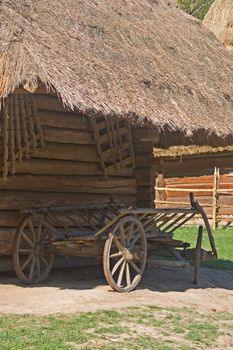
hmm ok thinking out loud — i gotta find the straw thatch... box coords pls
[1,0,233,137]
[203,0,233,54]
[154,144,233,158]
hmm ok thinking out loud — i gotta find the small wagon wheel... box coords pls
[103,215,147,293]
[13,214,55,284]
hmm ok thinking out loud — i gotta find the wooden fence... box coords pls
[155,167,233,229]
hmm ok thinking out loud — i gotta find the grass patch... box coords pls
[174,226,233,270]
[1,306,230,349]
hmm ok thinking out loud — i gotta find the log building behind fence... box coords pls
[155,150,233,228]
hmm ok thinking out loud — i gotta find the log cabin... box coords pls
[1,0,233,270]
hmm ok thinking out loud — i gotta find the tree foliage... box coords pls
[177,0,215,20]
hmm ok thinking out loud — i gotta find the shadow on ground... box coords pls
[0,263,232,292]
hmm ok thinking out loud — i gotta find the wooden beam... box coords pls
[0,176,137,194]
[15,159,133,177]
[34,142,99,162]
[39,110,91,131]
[16,159,102,176]
[0,191,136,210]
[44,127,95,144]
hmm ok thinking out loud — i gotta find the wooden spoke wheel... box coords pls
[13,215,55,284]
[103,215,147,293]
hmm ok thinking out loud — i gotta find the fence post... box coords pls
[212,167,219,230]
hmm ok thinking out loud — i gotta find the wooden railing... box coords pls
[155,167,233,229]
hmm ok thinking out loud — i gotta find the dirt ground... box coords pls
[0,265,232,315]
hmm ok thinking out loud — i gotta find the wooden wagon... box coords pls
[13,193,217,292]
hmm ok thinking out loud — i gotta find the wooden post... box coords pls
[155,174,166,208]
[193,225,203,285]
[212,167,219,230]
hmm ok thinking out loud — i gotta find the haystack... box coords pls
[203,0,233,54]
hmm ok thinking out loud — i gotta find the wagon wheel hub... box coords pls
[103,215,147,293]
[123,248,134,262]
[34,244,44,256]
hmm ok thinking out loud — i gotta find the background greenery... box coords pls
[175,226,233,270]
[177,0,215,20]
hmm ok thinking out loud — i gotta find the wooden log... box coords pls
[16,159,102,176]
[135,174,154,187]
[135,155,153,167]
[132,128,160,143]
[15,159,133,177]
[34,142,99,162]
[44,127,95,144]
[0,256,13,271]
[0,210,101,228]
[53,240,104,258]
[160,156,233,178]
[39,110,91,130]
[193,226,203,285]
[0,191,136,210]
[36,94,73,113]
[0,176,137,194]
[0,229,15,256]
[137,200,154,208]
[0,211,23,227]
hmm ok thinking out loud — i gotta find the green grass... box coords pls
[0,306,232,350]
[174,226,233,270]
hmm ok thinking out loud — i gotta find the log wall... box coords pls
[0,93,157,260]
[155,153,233,226]
[155,152,233,178]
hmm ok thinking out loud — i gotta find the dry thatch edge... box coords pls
[153,145,233,159]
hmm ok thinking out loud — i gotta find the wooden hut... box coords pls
[203,0,233,54]
[1,0,233,270]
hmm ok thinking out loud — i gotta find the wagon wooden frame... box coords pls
[12,193,217,292]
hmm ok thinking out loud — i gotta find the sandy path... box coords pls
[0,266,232,315]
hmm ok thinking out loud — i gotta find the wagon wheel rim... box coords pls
[103,216,147,292]
[13,215,55,284]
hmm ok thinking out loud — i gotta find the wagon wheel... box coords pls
[103,215,147,293]
[13,214,55,284]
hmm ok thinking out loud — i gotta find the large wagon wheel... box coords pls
[13,214,55,284]
[103,215,147,293]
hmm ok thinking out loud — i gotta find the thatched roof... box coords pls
[154,145,233,158]
[1,0,233,137]
[203,0,233,54]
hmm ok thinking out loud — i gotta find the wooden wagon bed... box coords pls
[13,193,217,292]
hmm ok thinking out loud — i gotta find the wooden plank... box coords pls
[34,142,99,162]
[15,159,102,176]
[44,127,95,144]
[193,226,203,285]
[36,94,73,113]
[0,211,23,227]
[0,191,136,210]
[38,110,91,131]
[0,229,15,256]
[0,176,137,194]
[15,159,133,177]
[212,167,219,230]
